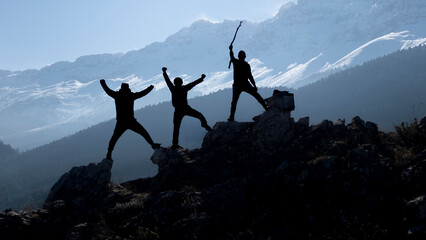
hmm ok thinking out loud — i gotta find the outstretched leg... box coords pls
[245,86,268,110]
[186,106,211,131]
[172,110,184,148]
[229,86,242,121]
[129,120,161,149]
[107,123,127,159]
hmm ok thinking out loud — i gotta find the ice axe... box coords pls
[228,21,243,69]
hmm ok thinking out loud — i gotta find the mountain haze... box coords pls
[1,45,426,210]
[1,0,425,150]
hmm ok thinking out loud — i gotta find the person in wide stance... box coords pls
[100,79,160,159]
[162,67,212,149]
[228,45,268,121]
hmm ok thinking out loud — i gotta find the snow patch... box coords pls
[197,71,232,95]
[265,53,322,87]
[287,63,298,70]
[401,38,426,49]
[320,31,412,73]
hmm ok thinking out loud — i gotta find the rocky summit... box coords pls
[1,91,426,240]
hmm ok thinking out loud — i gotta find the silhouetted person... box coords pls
[228,45,268,121]
[162,67,212,149]
[100,79,160,159]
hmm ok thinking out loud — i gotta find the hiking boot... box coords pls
[151,143,161,150]
[263,102,270,111]
[227,117,234,122]
[202,123,212,131]
[171,144,181,149]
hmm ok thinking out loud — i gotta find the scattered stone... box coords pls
[313,119,333,130]
[297,116,310,128]
[347,116,365,130]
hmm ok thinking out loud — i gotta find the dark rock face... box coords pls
[1,93,426,240]
[203,90,295,158]
[0,157,137,240]
[44,158,113,210]
[266,90,295,111]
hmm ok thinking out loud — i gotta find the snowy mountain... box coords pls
[2,45,425,210]
[1,0,425,150]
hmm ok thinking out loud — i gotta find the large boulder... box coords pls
[203,89,295,157]
[265,90,295,112]
[202,121,252,152]
[253,90,295,153]
[253,108,294,153]
[44,158,113,211]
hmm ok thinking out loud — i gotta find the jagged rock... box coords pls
[253,108,294,151]
[44,158,113,210]
[347,116,365,130]
[344,116,380,144]
[265,89,295,111]
[406,195,426,237]
[152,147,193,167]
[313,119,333,130]
[295,117,310,135]
[148,147,203,192]
[365,121,379,137]
[202,121,252,151]
[297,116,310,128]
[333,118,345,126]
[2,91,426,239]
[203,92,295,157]
[331,119,347,136]
[253,89,295,151]
[420,115,426,128]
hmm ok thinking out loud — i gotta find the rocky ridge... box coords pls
[1,91,425,239]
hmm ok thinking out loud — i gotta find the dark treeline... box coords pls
[293,45,426,130]
[0,140,19,163]
[1,45,426,210]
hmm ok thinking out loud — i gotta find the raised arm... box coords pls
[100,79,116,98]
[162,67,174,91]
[229,45,236,63]
[134,85,154,99]
[186,74,206,90]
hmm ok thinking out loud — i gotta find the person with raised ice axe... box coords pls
[227,22,268,121]
[162,67,212,149]
[100,79,161,159]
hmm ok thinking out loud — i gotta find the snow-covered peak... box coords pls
[1,0,426,150]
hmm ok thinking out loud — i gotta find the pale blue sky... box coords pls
[0,0,294,71]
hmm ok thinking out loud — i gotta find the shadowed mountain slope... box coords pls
[1,91,425,239]
[1,45,426,211]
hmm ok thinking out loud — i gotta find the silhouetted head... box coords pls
[120,83,131,92]
[174,77,183,86]
[238,50,246,61]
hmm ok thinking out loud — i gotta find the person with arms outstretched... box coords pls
[100,79,160,159]
[228,45,268,121]
[162,67,212,149]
